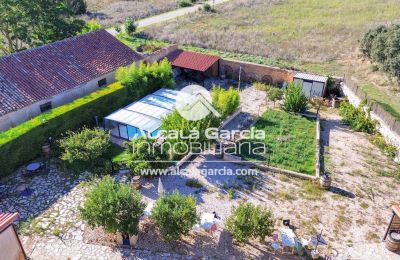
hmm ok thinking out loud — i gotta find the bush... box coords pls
[211,85,240,120]
[203,4,214,12]
[266,87,283,108]
[226,202,274,244]
[282,82,307,113]
[186,179,203,188]
[67,0,87,15]
[80,20,102,34]
[116,59,175,99]
[372,133,397,158]
[0,82,132,178]
[125,18,137,36]
[114,25,122,33]
[152,190,198,241]
[58,128,110,167]
[178,0,193,7]
[80,176,145,235]
[339,100,377,134]
[360,25,400,80]
[125,137,171,175]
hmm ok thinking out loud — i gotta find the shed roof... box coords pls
[166,49,220,72]
[0,29,142,117]
[294,72,328,83]
[0,213,19,232]
[105,88,186,133]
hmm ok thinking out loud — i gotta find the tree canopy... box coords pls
[0,0,85,55]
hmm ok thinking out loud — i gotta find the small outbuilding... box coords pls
[166,49,220,81]
[294,72,328,97]
[0,213,26,260]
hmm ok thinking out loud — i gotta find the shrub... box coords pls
[212,85,240,120]
[80,176,145,235]
[226,202,274,244]
[58,128,110,167]
[116,59,175,99]
[152,190,199,241]
[67,0,87,15]
[114,25,122,33]
[339,100,377,134]
[80,20,102,34]
[203,4,213,12]
[178,0,193,7]
[372,133,397,158]
[0,82,131,178]
[360,25,400,80]
[186,179,203,188]
[125,137,171,175]
[266,87,283,108]
[282,82,307,113]
[125,18,137,36]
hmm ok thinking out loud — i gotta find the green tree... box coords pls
[80,176,145,236]
[116,59,175,99]
[80,20,102,35]
[152,190,199,241]
[226,202,274,244]
[0,0,85,55]
[282,82,307,113]
[212,85,240,119]
[267,87,283,108]
[125,18,137,36]
[58,128,110,166]
[125,137,171,175]
[67,0,87,15]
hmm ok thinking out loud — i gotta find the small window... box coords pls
[98,78,107,87]
[40,102,52,113]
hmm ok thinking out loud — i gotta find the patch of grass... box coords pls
[186,179,203,188]
[52,228,61,237]
[240,110,316,175]
[103,143,129,163]
[301,181,325,200]
[365,230,380,242]
[228,188,235,200]
[277,190,295,201]
[360,202,369,209]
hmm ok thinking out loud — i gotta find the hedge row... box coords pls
[0,82,131,177]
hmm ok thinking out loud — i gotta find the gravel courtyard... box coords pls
[1,87,400,259]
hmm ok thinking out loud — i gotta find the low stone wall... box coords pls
[219,58,295,86]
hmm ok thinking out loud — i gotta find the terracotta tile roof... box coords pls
[0,212,19,232]
[0,29,142,117]
[393,205,400,217]
[166,49,220,72]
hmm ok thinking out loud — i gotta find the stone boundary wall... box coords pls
[341,82,400,154]
[219,58,295,86]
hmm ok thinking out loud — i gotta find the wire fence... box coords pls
[343,77,400,137]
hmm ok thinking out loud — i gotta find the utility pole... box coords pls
[238,66,242,90]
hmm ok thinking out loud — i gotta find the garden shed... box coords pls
[104,88,192,140]
[294,72,328,97]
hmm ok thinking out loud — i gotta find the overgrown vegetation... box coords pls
[371,133,397,158]
[0,0,85,55]
[67,0,87,15]
[240,110,316,175]
[125,137,171,175]
[339,100,377,134]
[0,82,131,177]
[282,82,307,113]
[125,18,137,36]
[80,176,145,236]
[58,128,110,167]
[79,20,102,34]
[226,202,274,244]
[211,85,240,120]
[116,59,175,99]
[360,25,400,80]
[152,190,199,241]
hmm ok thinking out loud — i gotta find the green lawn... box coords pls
[103,143,129,163]
[240,110,316,175]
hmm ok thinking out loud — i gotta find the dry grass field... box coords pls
[82,0,178,27]
[144,0,400,119]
